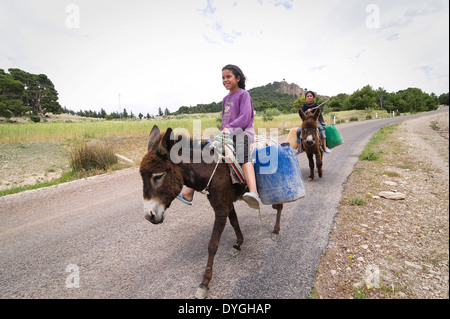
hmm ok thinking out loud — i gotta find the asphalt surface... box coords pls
[0,110,445,299]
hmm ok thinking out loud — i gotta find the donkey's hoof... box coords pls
[195,287,209,299]
[271,232,280,242]
[230,246,241,257]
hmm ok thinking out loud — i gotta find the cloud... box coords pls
[307,65,327,72]
[198,0,245,44]
[272,0,294,10]
[200,0,216,17]
[386,33,400,41]
[258,0,294,10]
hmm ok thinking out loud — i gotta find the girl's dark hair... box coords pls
[305,90,316,98]
[222,64,246,90]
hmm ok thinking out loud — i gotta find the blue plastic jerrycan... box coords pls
[252,144,306,205]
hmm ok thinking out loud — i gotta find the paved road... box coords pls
[0,110,446,299]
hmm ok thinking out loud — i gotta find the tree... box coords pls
[384,88,438,113]
[164,107,170,116]
[293,96,306,110]
[328,93,348,111]
[375,87,387,109]
[158,107,163,116]
[344,85,377,110]
[8,68,61,117]
[397,88,438,113]
[439,93,449,105]
[0,69,27,118]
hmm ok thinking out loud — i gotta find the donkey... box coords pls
[139,125,283,299]
[299,107,323,179]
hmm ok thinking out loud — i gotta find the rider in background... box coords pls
[301,91,331,153]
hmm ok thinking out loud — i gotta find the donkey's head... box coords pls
[139,125,183,224]
[299,107,320,147]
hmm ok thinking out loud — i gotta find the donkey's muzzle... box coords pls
[143,199,165,224]
[305,135,315,147]
[145,212,164,224]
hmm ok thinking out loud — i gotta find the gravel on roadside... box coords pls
[312,109,449,299]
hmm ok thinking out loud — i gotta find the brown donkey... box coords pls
[139,125,283,299]
[299,107,323,179]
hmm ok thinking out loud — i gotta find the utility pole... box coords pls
[118,93,121,120]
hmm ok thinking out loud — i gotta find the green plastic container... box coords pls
[325,125,343,149]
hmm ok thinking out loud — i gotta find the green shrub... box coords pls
[349,197,365,206]
[262,108,280,122]
[30,115,41,122]
[359,150,381,161]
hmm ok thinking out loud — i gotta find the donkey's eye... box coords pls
[152,173,164,186]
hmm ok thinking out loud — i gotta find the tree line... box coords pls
[321,85,446,114]
[174,84,447,116]
[0,68,174,120]
[1,68,448,121]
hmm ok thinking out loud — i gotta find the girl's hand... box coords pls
[222,127,231,133]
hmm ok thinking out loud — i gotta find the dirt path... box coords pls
[313,109,449,299]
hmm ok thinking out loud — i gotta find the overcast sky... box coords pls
[1,0,448,116]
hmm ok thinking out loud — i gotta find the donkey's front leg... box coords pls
[307,152,315,179]
[195,214,227,299]
[316,151,323,178]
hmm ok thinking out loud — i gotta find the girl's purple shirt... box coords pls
[221,89,255,140]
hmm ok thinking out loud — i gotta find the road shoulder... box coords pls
[312,110,449,299]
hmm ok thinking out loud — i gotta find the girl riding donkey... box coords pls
[296,90,332,154]
[178,64,262,210]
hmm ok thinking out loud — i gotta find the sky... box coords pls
[0,0,449,116]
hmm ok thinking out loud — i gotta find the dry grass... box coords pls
[69,141,118,174]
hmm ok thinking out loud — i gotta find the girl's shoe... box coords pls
[324,147,332,153]
[242,192,262,209]
[176,192,192,206]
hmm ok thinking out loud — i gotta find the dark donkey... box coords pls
[299,107,323,179]
[139,125,283,299]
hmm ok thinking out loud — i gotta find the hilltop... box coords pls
[250,81,305,98]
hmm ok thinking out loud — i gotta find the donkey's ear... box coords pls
[298,109,306,121]
[148,125,160,151]
[157,128,175,157]
[312,107,321,121]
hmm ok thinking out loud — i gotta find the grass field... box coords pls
[0,109,394,144]
[0,109,397,195]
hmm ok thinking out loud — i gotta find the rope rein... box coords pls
[200,154,222,196]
